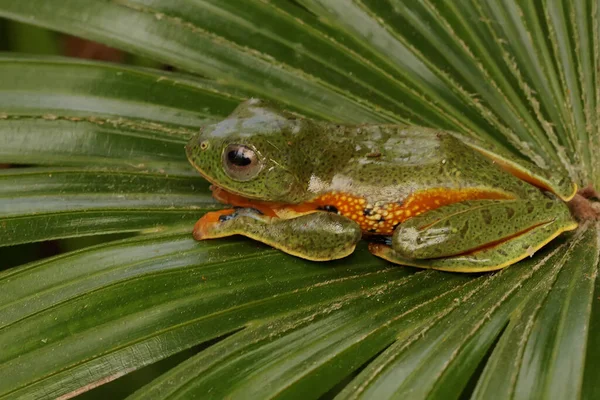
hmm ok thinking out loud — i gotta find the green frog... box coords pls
[185,99,578,272]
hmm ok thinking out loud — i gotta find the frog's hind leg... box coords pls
[392,199,576,259]
[369,199,578,272]
[370,219,574,272]
[193,208,362,261]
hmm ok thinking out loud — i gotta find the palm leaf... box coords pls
[0,1,598,399]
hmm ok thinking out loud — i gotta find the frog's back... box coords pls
[309,125,537,201]
[301,125,542,234]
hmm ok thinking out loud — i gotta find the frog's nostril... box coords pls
[185,141,193,153]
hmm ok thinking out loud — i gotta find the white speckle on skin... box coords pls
[308,175,327,193]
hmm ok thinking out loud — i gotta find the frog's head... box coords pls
[186,99,306,202]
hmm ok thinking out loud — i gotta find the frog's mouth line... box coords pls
[209,185,316,218]
[193,166,280,209]
[189,156,310,218]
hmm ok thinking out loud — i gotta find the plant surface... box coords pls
[0,1,599,399]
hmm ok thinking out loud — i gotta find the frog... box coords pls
[185,99,578,272]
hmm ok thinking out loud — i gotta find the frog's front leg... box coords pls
[193,208,362,261]
[370,199,578,272]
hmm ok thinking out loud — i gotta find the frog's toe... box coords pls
[368,243,394,259]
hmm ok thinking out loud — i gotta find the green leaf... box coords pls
[473,223,598,399]
[0,0,392,124]
[0,167,217,245]
[4,21,60,55]
[0,55,243,167]
[0,1,598,399]
[0,56,234,244]
[0,236,399,398]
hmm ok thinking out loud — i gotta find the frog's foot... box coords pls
[193,208,267,240]
[192,208,362,261]
[392,199,576,259]
[369,199,578,272]
[192,209,237,240]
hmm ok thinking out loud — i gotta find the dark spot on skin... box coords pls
[527,204,535,213]
[545,202,554,209]
[506,207,515,219]
[366,152,382,158]
[392,179,398,185]
[219,214,234,222]
[481,209,492,224]
[318,205,338,213]
[368,235,391,244]
[497,249,507,256]
[460,221,469,238]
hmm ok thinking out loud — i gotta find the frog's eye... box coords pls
[222,144,263,181]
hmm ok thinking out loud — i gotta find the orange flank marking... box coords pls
[209,186,515,235]
[310,188,514,235]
